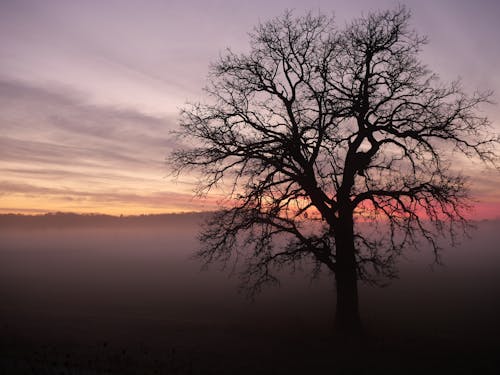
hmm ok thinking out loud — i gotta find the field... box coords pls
[1,214,499,374]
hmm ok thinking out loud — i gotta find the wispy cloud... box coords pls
[0,79,202,213]
[0,180,214,211]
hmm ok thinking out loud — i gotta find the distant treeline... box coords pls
[0,212,211,229]
[0,211,495,230]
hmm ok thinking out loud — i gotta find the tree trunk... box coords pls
[334,261,362,336]
[333,215,363,337]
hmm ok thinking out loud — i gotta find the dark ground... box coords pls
[1,214,499,374]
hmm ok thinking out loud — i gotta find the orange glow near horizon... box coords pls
[0,189,223,216]
[1,191,498,220]
[0,203,199,216]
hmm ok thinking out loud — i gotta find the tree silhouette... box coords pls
[170,7,498,336]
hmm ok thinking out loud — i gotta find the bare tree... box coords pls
[169,7,498,336]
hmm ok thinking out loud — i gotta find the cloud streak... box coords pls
[0,180,217,212]
[0,79,202,214]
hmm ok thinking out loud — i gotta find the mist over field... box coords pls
[1,213,499,373]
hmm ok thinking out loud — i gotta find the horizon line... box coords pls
[0,210,212,218]
[0,211,498,222]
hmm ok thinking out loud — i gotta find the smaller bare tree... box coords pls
[169,7,498,336]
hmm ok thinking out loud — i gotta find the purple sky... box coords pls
[0,0,499,215]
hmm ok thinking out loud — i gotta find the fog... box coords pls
[1,214,499,373]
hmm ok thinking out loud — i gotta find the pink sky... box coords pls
[0,0,498,217]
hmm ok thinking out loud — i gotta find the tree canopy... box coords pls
[170,7,498,322]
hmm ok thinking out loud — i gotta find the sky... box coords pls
[0,0,499,216]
